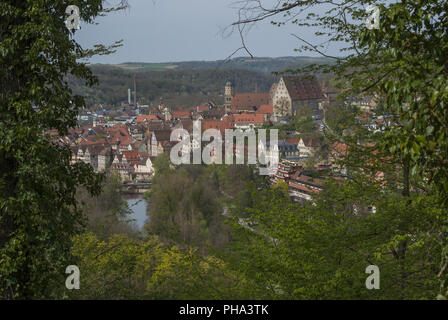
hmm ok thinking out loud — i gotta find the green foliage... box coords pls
[69,232,249,299]
[77,172,137,240]
[226,178,442,299]
[146,165,225,253]
[152,153,173,177]
[68,66,277,108]
[0,0,125,299]
[146,162,268,253]
[238,0,448,295]
[325,103,359,136]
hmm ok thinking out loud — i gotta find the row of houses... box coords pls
[270,160,329,202]
[63,76,368,185]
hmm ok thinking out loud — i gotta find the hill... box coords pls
[118,56,333,74]
[69,56,334,109]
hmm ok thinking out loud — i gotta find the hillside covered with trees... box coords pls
[68,65,278,109]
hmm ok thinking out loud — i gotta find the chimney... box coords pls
[128,88,131,105]
[133,76,137,107]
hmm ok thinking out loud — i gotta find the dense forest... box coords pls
[68,65,278,109]
[68,56,334,109]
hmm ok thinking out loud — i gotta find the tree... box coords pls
[0,0,127,299]
[77,171,137,240]
[70,232,249,299]
[231,0,448,298]
[226,176,442,299]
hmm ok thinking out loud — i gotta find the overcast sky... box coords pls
[74,0,336,64]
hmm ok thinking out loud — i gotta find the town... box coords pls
[4,0,446,303]
[54,74,378,203]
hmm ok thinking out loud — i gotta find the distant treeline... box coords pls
[68,65,278,109]
[69,56,335,109]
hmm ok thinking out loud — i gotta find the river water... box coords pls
[125,195,149,230]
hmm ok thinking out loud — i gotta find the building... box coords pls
[133,157,155,181]
[272,76,324,121]
[233,114,265,130]
[224,81,234,112]
[230,93,271,114]
[271,160,325,202]
[288,171,325,202]
[278,139,300,160]
[255,104,273,122]
[97,149,113,172]
[298,137,321,158]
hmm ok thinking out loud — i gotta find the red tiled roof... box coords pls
[122,150,141,165]
[202,120,233,134]
[172,110,191,119]
[111,128,133,146]
[290,172,324,188]
[256,104,273,115]
[136,115,160,123]
[197,105,209,112]
[233,114,265,125]
[286,138,300,145]
[231,93,270,112]
[137,152,149,158]
[288,182,320,194]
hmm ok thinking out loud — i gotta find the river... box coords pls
[125,195,149,230]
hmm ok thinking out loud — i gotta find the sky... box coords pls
[74,0,334,64]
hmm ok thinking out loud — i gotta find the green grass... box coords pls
[116,63,178,72]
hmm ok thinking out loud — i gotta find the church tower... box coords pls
[224,81,234,112]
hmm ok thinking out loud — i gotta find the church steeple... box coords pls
[224,80,234,112]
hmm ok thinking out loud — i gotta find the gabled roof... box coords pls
[122,150,141,165]
[152,129,172,142]
[111,127,133,145]
[300,137,321,148]
[282,76,324,101]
